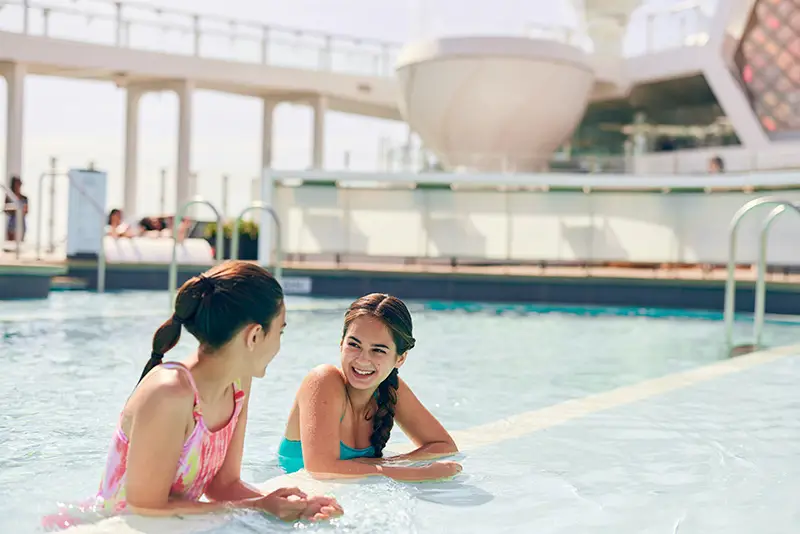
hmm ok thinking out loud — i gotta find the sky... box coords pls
[0,0,716,242]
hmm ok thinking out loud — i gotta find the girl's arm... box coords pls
[124,375,339,520]
[198,377,343,520]
[204,376,264,501]
[125,375,256,516]
[298,366,460,482]
[381,376,458,462]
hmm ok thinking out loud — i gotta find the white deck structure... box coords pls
[1,0,798,220]
[0,0,401,216]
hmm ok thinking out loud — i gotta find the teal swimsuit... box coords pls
[277,438,375,473]
[277,394,376,473]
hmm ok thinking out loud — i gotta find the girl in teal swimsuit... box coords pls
[278,293,461,482]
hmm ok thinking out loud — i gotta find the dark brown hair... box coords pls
[342,293,415,457]
[138,261,284,383]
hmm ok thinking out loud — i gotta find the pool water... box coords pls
[1,292,799,533]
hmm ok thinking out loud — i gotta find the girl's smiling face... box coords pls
[340,315,405,390]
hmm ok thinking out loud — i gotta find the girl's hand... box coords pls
[300,495,344,521]
[419,461,462,481]
[254,487,343,522]
[255,487,308,521]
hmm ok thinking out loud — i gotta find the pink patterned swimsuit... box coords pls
[96,362,246,511]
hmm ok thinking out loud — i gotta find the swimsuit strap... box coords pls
[161,362,202,419]
[341,384,351,422]
[232,377,246,415]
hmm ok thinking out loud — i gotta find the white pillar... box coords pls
[257,167,274,267]
[4,62,25,182]
[259,99,278,267]
[262,98,277,170]
[123,88,142,217]
[175,80,194,212]
[312,95,327,169]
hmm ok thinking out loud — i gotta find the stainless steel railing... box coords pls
[752,203,800,348]
[723,196,800,349]
[167,197,224,307]
[230,201,283,281]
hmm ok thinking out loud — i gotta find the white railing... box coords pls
[381,148,631,175]
[379,143,800,176]
[0,0,716,78]
[0,0,401,76]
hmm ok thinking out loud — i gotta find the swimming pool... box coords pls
[1,292,799,533]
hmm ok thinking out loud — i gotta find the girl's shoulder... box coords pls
[126,365,196,416]
[307,363,344,381]
[298,364,347,398]
[120,366,196,435]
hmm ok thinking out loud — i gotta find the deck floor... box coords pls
[2,249,799,285]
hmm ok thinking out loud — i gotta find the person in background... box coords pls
[4,176,28,242]
[137,216,166,237]
[709,155,725,174]
[138,215,191,240]
[107,209,135,238]
[278,293,461,482]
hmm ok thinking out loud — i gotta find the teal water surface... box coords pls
[1,292,798,533]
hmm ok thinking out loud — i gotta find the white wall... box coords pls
[633,144,800,175]
[268,185,800,265]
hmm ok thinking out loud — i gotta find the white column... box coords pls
[123,88,142,217]
[262,98,277,170]
[4,62,25,182]
[312,95,327,169]
[257,167,275,267]
[259,99,278,267]
[175,80,194,212]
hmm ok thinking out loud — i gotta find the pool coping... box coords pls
[390,342,800,455]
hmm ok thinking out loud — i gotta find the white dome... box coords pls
[395,36,596,172]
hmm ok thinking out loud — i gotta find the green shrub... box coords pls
[204,219,259,240]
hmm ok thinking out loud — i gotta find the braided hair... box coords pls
[138,261,284,384]
[342,293,415,457]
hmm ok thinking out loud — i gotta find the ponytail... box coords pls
[369,367,399,457]
[137,273,213,384]
[138,314,184,384]
[134,264,283,385]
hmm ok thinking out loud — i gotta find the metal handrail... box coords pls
[168,197,224,307]
[1,183,24,259]
[723,196,799,347]
[35,160,61,260]
[752,203,800,347]
[230,201,283,281]
[35,170,49,259]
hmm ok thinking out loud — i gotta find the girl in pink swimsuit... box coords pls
[44,261,341,530]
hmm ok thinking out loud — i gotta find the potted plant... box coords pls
[204,219,259,260]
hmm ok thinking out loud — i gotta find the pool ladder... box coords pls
[167,198,283,308]
[723,197,800,354]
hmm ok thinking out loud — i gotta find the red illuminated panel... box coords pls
[734,0,800,134]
